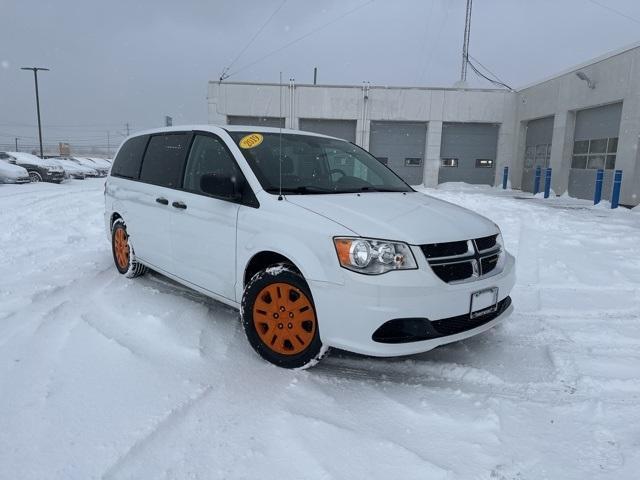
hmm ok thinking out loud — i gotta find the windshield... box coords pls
[229,132,413,195]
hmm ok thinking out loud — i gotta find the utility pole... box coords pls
[15,138,18,151]
[21,66,50,158]
[125,122,130,136]
[459,0,472,84]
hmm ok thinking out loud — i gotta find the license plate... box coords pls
[470,287,499,318]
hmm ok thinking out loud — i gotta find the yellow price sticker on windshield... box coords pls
[239,133,264,149]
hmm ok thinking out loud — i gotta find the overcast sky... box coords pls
[2,0,640,153]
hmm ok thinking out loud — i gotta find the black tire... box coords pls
[111,219,147,278]
[241,265,328,369]
[28,171,42,183]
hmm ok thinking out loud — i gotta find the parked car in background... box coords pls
[71,157,109,176]
[2,151,65,183]
[50,158,89,179]
[86,157,113,172]
[0,154,31,184]
[56,157,101,177]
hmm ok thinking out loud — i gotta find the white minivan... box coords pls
[105,126,515,368]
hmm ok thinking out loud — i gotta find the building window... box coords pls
[524,146,535,168]
[441,158,458,168]
[572,137,618,170]
[404,157,422,167]
[524,144,551,168]
[377,157,388,165]
[475,159,494,168]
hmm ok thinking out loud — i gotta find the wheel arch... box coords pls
[110,212,123,231]
[243,250,302,286]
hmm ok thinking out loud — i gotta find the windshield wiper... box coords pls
[266,186,335,194]
[344,186,408,193]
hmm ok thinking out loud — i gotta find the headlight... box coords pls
[333,237,417,274]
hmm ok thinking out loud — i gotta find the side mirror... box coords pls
[200,173,242,200]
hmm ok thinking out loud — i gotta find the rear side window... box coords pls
[139,133,191,188]
[111,135,148,179]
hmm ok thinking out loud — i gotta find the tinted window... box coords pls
[139,133,190,188]
[183,135,241,195]
[111,135,148,179]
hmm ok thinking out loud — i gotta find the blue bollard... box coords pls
[611,169,623,209]
[593,169,604,205]
[533,166,542,195]
[502,166,509,190]
[543,167,552,199]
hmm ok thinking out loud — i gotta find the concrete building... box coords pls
[208,43,640,206]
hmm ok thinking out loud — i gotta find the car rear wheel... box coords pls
[242,265,327,369]
[29,171,42,183]
[111,219,147,278]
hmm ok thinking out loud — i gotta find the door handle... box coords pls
[172,201,187,210]
[155,197,169,205]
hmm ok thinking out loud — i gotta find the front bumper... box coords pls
[43,171,65,183]
[2,176,31,184]
[310,250,516,357]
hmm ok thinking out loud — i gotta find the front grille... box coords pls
[372,297,512,343]
[430,261,474,283]
[431,297,512,336]
[475,234,497,251]
[421,234,501,283]
[480,254,499,275]
[422,240,468,258]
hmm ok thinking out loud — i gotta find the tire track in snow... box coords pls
[101,385,214,480]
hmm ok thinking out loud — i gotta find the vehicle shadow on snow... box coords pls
[315,336,501,384]
[140,270,540,387]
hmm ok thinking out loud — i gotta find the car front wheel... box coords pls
[29,171,42,183]
[242,265,327,369]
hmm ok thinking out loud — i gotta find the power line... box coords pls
[467,58,513,90]
[586,0,640,25]
[224,0,375,80]
[468,54,512,89]
[220,0,288,81]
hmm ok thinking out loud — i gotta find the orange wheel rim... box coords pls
[253,282,317,356]
[114,228,130,270]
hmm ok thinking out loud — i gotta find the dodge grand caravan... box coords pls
[105,126,515,369]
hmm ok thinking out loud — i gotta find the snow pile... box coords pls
[1,179,640,479]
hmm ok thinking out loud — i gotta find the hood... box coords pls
[285,191,498,244]
[0,161,28,178]
[8,152,62,168]
[54,160,83,172]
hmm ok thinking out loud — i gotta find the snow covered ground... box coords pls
[1,178,639,479]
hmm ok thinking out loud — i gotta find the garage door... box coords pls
[438,123,499,185]
[369,121,427,185]
[298,119,357,143]
[521,116,554,193]
[227,115,285,128]
[568,102,622,200]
